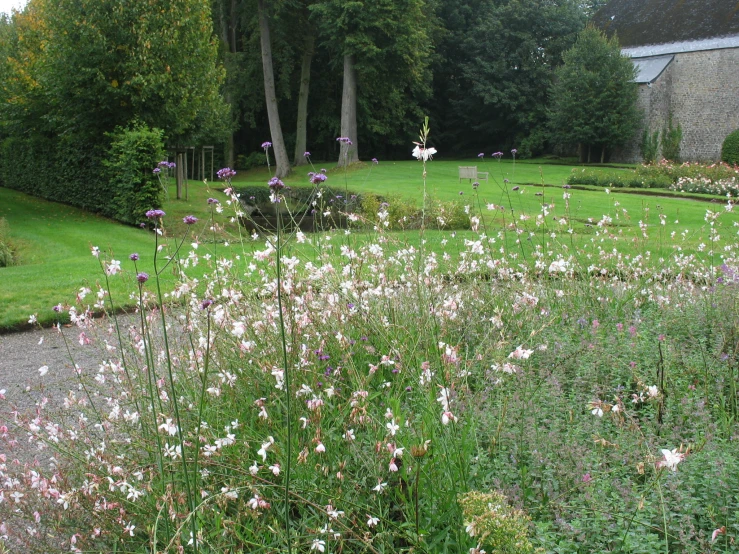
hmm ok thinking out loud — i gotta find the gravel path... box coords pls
[0,323,109,412]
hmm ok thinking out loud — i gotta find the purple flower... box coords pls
[183,215,198,225]
[53,304,62,313]
[268,177,285,191]
[217,167,236,180]
[157,160,170,168]
[153,167,161,174]
[139,223,146,229]
[492,152,503,159]
[168,161,176,169]
[511,148,518,155]
[336,136,353,145]
[562,184,571,189]
[459,191,464,195]
[320,168,327,174]
[512,186,520,191]
[145,209,166,219]
[311,173,327,185]
[478,153,484,158]
[129,253,139,261]
[472,181,480,189]
[136,272,149,283]
[207,198,220,205]
[372,158,379,164]
[304,151,311,157]
[200,299,213,310]
[261,141,272,149]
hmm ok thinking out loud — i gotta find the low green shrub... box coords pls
[568,161,739,192]
[640,128,660,164]
[566,168,672,189]
[236,151,268,170]
[721,128,739,166]
[235,185,472,231]
[0,217,13,267]
[661,114,682,162]
[103,122,166,225]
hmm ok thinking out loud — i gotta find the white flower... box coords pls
[659,448,685,471]
[647,385,659,398]
[311,539,326,552]
[508,346,534,360]
[386,421,400,436]
[345,429,355,441]
[38,365,49,377]
[315,442,326,454]
[367,515,380,527]
[105,260,121,276]
[158,418,178,436]
[373,481,387,493]
[412,144,437,161]
[591,407,604,417]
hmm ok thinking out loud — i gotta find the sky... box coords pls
[0,0,26,16]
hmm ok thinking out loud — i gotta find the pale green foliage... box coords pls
[459,491,540,554]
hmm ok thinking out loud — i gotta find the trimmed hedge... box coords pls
[722,129,739,166]
[566,169,672,189]
[103,124,166,225]
[0,122,164,225]
[568,161,739,191]
[0,217,13,268]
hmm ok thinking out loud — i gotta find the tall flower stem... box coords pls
[275,204,293,553]
[152,222,198,552]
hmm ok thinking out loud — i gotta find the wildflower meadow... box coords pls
[3,126,739,553]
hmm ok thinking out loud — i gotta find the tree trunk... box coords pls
[587,144,591,164]
[600,145,605,164]
[338,53,358,167]
[220,0,235,169]
[578,142,584,163]
[293,33,314,166]
[258,0,291,178]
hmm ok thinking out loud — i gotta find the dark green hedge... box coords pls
[0,122,164,225]
[722,129,739,166]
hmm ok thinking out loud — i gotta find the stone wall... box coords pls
[617,47,739,163]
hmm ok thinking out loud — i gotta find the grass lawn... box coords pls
[0,159,734,331]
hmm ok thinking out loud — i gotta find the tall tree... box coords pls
[293,1,315,166]
[433,0,584,155]
[549,25,640,162]
[257,0,291,177]
[311,0,432,166]
[30,0,227,143]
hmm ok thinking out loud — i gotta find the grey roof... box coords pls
[631,55,674,83]
[623,34,739,57]
[593,0,739,48]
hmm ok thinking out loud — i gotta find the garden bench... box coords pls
[458,166,488,183]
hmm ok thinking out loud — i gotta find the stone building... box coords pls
[593,0,739,162]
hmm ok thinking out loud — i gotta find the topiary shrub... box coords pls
[721,129,739,166]
[0,218,14,267]
[103,121,166,225]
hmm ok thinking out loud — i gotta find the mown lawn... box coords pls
[0,159,733,331]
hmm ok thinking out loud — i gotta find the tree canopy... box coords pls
[548,25,640,162]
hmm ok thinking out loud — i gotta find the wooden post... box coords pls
[176,152,184,199]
